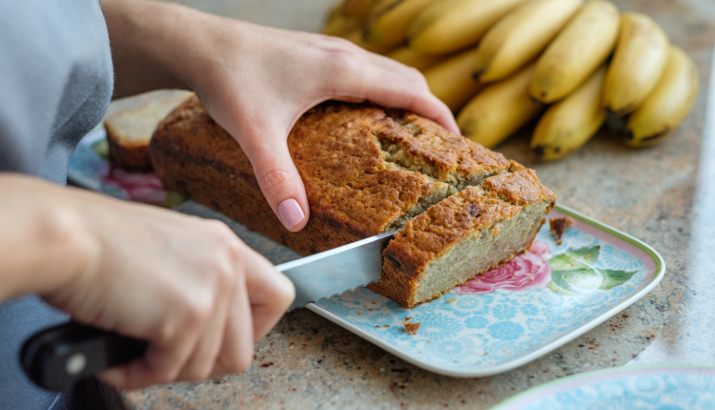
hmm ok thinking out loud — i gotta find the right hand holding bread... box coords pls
[101,0,458,232]
[0,174,295,390]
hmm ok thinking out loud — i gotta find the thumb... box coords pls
[241,136,309,232]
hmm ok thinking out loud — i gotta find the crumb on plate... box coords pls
[404,317,421,335]
[549,216,574,245]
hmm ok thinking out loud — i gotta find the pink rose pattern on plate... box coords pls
[101,165,168,204]
[455,240,553,295]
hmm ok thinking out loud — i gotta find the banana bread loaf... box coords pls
[150,96,555,307]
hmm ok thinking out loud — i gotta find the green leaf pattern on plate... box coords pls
[547,246,636,295]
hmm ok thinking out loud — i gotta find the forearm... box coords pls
[101,0,218,98]
[0,175,95,301]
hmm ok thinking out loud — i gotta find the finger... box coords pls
[97,332,199,390]
[98,280,210,389]
[331,52,460,134]
[174,263,234,381]
[210,258,255,377]
[242,248,295,340]
[238,129,310,232]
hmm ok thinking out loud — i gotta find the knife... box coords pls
[21,230,396,392]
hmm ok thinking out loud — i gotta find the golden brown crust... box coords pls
[482,168,556,206]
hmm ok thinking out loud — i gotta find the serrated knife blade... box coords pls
[20,230,397,392]
[280,229,396,310]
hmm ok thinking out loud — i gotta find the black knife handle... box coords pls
[20,322,147,392]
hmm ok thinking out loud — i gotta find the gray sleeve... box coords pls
[0,2,113,409]
[0,0,113,184]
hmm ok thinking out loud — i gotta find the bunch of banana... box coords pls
[472,0,583,82]
[457,63,544,148]
[530,0,619,103]
[407,0,529,55]
[319,0,699,159]
[423,48,484,112]
[626,46,699,147]
[531,66,608,160]
[363,0,442,49]
[321,2,361,37]
[387,47,450,71]
[603,13,670,117]
[342,28,395,54]
[343,0,378,21]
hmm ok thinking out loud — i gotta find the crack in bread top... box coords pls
[290,103,450,235]
[376,110,511,187]
[383,187,522,278]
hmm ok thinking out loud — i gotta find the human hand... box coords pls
[1,176,295,390]
[188,22,459,232]
[101,1,459,232]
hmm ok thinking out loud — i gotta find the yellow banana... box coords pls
[343,29,395,54]
[458,63,545,148]
[472,0,583,83]
[343,0,379,22]
[626,46,699,147]
[387,46,451,71]
[603,13,670,116]
[364,0,441,49]
[423,48,484,112]
[530,1,619,103]
[407,0,529,55]
[322,5,362,37]
[531,65,608,160]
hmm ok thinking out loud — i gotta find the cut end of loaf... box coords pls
[369,168,555,308]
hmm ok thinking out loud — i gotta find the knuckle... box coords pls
[225,351,253,374]
[324,44,362,75]
[43,207,99,269]
[257,168,294,197]
[184,293,213,331]
[406,67,428,89]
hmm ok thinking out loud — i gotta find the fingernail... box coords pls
[278,199,304,229]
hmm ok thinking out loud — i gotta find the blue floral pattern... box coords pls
[67,132,664,376]
[496,367,715,410]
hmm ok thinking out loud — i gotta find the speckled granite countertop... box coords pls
[106,0,715,408]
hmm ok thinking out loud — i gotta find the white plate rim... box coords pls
[490,363,715,410]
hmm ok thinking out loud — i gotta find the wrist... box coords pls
[101,0,207,97]
[0,176,99,301]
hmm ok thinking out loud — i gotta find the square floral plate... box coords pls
[492,364,715,409]
[69,128,666,378]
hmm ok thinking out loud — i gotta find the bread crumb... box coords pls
[550,216,574,245]
[448,298,457,303]
[404,318,421,335]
